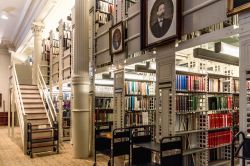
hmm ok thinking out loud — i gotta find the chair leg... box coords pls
[243,159,245,166]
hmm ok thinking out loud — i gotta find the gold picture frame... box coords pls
[227,0,250,16]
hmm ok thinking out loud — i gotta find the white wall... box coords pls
[0,49,10,112]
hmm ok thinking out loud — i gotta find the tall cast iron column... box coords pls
[72,0,91,158]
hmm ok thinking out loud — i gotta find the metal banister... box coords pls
[37,66,57,125]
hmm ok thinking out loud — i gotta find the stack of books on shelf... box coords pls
[125,97,155,111]
[208,96,232,110]
[232,79,239,93]
[125,112,149,127]
[95,98,113,109]
[176,75,206,91]
[176,96,198,112]
[208,113,232,129]
[125,81,156,95]
[95,113,113,123]
[52,40,59,56]
[96,0,114,13]
[95,86,113,97]
[208,130,232,148]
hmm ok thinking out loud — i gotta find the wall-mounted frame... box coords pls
[109,21,124,55]
[141,0,181,50]
[227,0,250,16]
[0,94,2,108]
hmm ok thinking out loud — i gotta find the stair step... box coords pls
[20,85,38,90]
[32,124,50,130]
[23,100,43,104]
[24,104,44,109]
[31,141,54,148]
[22,94,41,99]
[32,132,53,140]
[29,120,49,126]
[27,117,48,120]
[25,111,46,115]
[21,89,39,94]
[28,119,49,124]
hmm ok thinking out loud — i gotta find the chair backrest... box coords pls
[112,128,131,157]
[131,128,152,165]
[160,136,183,166]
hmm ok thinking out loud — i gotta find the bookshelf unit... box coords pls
[95,0,115,33]
[41,39,50,85]
[174,49,239,166]
[113,59,156,130]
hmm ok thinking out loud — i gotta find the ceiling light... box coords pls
[1,14,8,20]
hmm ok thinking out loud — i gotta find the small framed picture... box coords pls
[109,22,124,55]
[141,0,181,50]
[227,0,250,16]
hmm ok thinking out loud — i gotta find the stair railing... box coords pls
[37,66,57,126]
[12,63,28,154]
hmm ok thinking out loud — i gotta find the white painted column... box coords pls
[72,0,91,158]
[31,22,44,85]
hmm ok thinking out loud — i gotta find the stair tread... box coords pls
[31,137,54,143]
[31,144,55,149]
[27,117,48,120]
[26,112,46,114]
[32,129,52,133]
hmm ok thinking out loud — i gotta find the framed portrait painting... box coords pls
[141,0,180,50]
[227,0,250,16]
[109,21,124,55]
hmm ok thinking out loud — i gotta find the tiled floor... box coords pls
[0,127,108,166]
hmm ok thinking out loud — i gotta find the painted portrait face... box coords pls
[112,28,122,50]
[157,3,165,18]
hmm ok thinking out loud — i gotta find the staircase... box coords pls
[20,84,58,157]
[11,63,58,157]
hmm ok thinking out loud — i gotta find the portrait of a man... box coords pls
[112,29,122,50]
[110,21,124,55]
[150,1,173,38]
[141,0,179,50]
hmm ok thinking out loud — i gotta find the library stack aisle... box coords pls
[71,0,91,158]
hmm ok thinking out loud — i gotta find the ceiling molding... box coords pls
[13,0,49,51]
[10,0,32,42]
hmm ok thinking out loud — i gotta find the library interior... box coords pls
[1,0,250,166]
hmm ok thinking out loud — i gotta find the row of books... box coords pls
[208,113,232,129]
[125,96,155,111]
[95,86,113,96]
[95,113,113,122]
[208,130,232,148]
[233,95,239,109]
[124,112,149,127]
[176,96,198,112]
[95,98,113,109]
[96,0,115,13]
[208,78,229,93]
[176,75,206,91]
[125,81,156,95]
[232,79,239,93]
[208,96,232,110]
[95,11,112,24]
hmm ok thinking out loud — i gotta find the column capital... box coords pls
[31,22,44,34]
